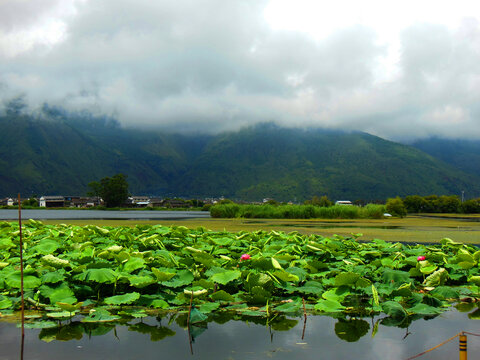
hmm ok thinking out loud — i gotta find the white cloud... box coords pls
[1,0,480,139]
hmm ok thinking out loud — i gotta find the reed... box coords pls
[210,203,386,219]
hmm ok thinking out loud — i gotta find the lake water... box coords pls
[1,309,479,360]
[0,209,210,221]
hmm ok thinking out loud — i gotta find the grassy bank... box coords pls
[210,203,386,219]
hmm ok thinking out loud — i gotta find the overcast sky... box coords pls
[1,0,480,139]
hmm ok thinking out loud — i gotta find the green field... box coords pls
[41,214,480,244]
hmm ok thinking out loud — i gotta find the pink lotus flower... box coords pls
[417,255,426,261]
[240,254,251,261]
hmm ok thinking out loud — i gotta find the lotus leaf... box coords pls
[0,295,12,309]
[163,270,194,288]
[31,239,59,255]
[314,299,345,312]
[423,268,448,287]
[40,283,77,304]
[76,268,118,283]
[210,290,234,302]
[104,292,140,305]
[382,301,406,319]
[211,270,241,285]
[6,272,41,289]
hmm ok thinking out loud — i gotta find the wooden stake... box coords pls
[18,194,25,339]
[302,297,307,340]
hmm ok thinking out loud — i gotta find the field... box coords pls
[42,214,480,244]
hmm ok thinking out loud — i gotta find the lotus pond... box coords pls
[0,220,479,358]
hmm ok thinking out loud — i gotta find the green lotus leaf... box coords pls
[76,268,118,283]
[199,302,220,313]
[127,275,155,288]
[0,295,13,309]
[382,269,412,286]
[40,283,77,304]
[6,272,41,289]
[274,300,302,313]
[104,292,140,305]
[31,239,59,255]
[211,270,241,285]
[151,268,176,282]
[46,311,72,319]
[41,271,65,284]
[271,257,283,270]
[407,303,443,315]
[192,252,216,268]
[163,270,194,288]
[189,308,208,323]
[468,276,480,286]
[23,320,57,329]
[420,264,438,275]
[82,308,121,322]
[335,272,361,287]
[210,290,234,302]
[56,302,83,313]
[314,298,345,312]
[458,261,475,270]
[297,281,323,295]
[382,301,406,319]
[122,257,145,273]
[211,237,233,246]
[430,286,460,300]
[423,268,448,287]
[322,287,350,302]
[272,270,299,282]
[0,238,15,250]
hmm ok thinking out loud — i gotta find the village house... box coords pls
[71,197,103,208]
[39,196,65,208]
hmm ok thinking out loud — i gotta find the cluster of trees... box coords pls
[386,194,480,217]
[87,174,129,208]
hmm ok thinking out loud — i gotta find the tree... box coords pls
[87,173,129,207]
[386,197,407,218]
[304,195,333,207]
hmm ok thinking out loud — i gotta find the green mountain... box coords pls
[175,124,480,200]
[1,110,479,201]
[410,138,480,179]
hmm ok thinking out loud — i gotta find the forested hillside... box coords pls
[1,108,479,201]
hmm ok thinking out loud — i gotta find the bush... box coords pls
[386,197,407,218]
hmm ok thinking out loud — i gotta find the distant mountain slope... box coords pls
[1,111,479,201]
[176,124,480,200]
[0,113,189,195]
[410,138,480,179]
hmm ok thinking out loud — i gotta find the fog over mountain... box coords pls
[2,1,480,140]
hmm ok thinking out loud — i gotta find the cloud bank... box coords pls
[1,0,480,139]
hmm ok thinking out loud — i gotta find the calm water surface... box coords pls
[0,209,210,221]
[1,309,479,360]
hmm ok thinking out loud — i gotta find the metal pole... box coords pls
[459,333,467,360]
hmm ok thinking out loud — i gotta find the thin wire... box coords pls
[404,332,461,360]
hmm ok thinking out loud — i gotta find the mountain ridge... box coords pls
[1,111,479,201]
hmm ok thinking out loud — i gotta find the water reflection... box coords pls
[1,308,479,360]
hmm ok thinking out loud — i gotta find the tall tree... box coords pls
[88,173,129,207]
